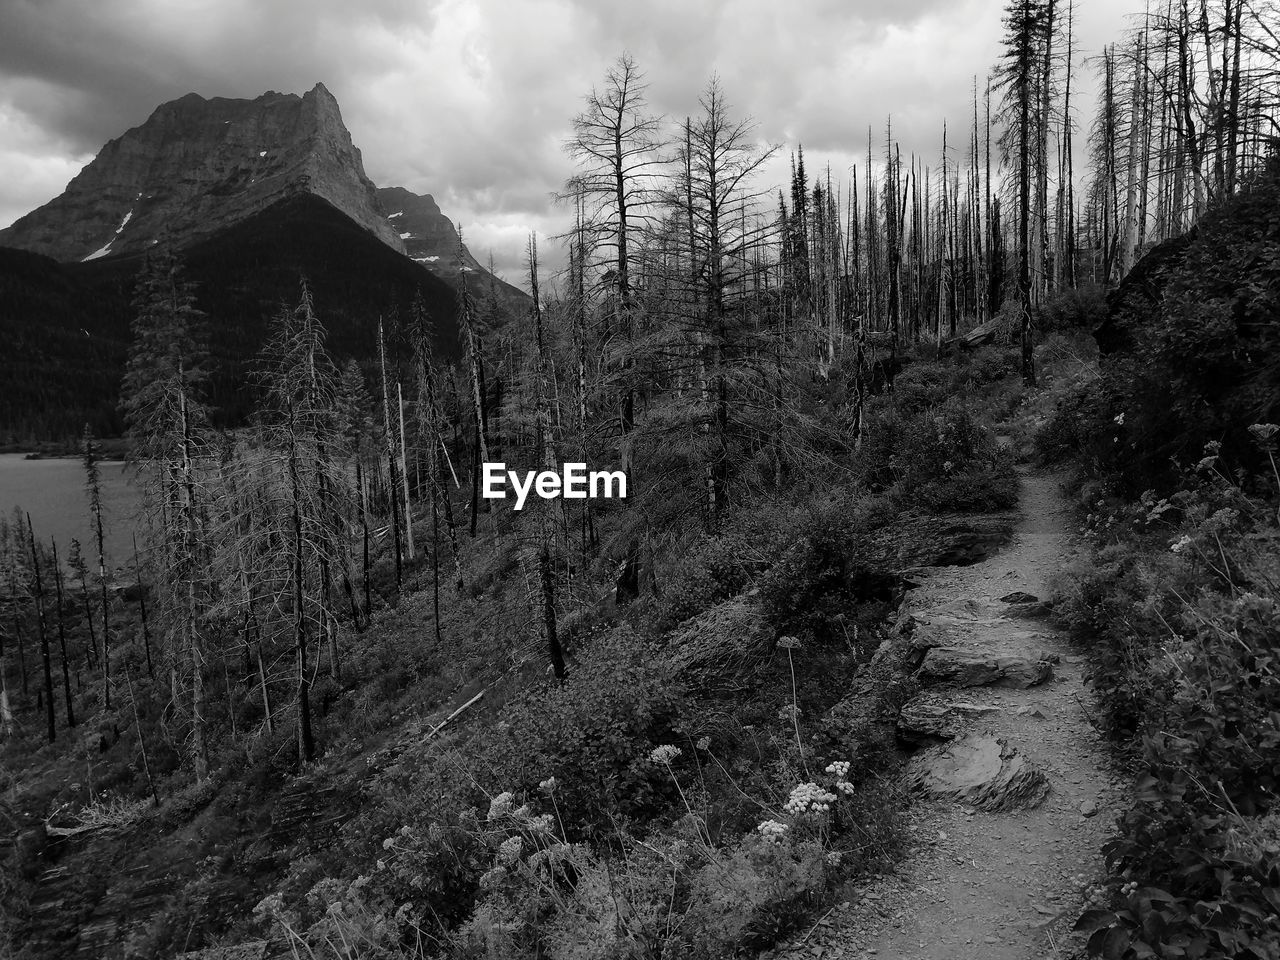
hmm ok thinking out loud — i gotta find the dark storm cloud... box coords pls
[0,0,1134,281]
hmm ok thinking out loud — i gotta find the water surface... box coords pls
[0,453,141,566]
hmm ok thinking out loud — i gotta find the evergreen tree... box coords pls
[995,0,1049,384]
[120,248,213,779]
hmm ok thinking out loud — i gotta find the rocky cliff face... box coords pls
[376,185,528,308]
[377,186,480,273]
[0,83,404,261]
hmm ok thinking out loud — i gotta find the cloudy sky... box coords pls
[0,0,1141,282]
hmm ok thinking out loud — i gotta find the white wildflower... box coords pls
[650,744,682,764]
[1248,423,1279,449]
[825,851,843,867]
[253,893,284,918]
[527,813,555,834]
[487,791,515,821]
[696,736,711,751]
[1114,413,1125,425]
[1170,535,1193,554]
[497,835,523,865]
[824,760,851,778]
[538,777,558,794]
[757,819,788,841]
[784,782,837,817]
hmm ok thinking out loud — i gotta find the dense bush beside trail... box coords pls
[490,630,687,834]
[1046,195,1280,956]
[1050,161,1280,496]
[758,495,899,646]
[1037,282,1109,333]
[1034,162,1280,960]
[860,397,1018,512]
[651,501,804,631]
[1054,458,1280,958]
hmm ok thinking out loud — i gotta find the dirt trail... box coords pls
[778,470,1124,960]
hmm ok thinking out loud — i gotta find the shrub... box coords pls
[489,629,687,834]
[758,496,899,644]
[1038,283,1108,332]
[653,500,802,630]
[911,462,1020,512]
[1033,379,1110,466]
[680,835,828,956]
[1079,160,1280,494]
[1054,460,1280,957]
[860,397,1016,512]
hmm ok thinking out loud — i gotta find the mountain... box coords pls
[377,185,530,307]
[0,85,525,307]
[0,83,530,442]
[0,83,403,262]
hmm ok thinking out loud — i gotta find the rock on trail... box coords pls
[905,734,1050,812]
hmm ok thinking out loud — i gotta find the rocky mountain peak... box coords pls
[0,83,403,261]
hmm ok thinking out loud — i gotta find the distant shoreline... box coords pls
[0,438,130,459]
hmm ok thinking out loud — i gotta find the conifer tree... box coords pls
[121,248,212,779]
[247,283,352,766]
[26,514,56,742]
[50,539,76,729]
[564,53,665,477]
[995,0,1048,384]
[82,425,112,708]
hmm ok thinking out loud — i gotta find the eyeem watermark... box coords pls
[482,462,627,510]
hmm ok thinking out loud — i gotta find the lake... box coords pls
[0,453,142,567]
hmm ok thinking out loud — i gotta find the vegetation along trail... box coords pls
[778,468,1125,960]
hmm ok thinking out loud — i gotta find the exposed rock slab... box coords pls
[896,695,1001,746]
[878,515,1014,570]
[918,645,1055,688]
[1000,591,1054,619]
[905,734,1050,811]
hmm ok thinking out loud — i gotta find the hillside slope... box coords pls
[0,194,466,438]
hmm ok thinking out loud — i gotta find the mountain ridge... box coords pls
[377,185,529,306]
[0,83,405,261]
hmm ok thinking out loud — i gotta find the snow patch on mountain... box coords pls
[82,241,114,261]
[81,207,134,261]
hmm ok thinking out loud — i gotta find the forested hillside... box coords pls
[1,0,1278,957]
[0,195,465,443]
